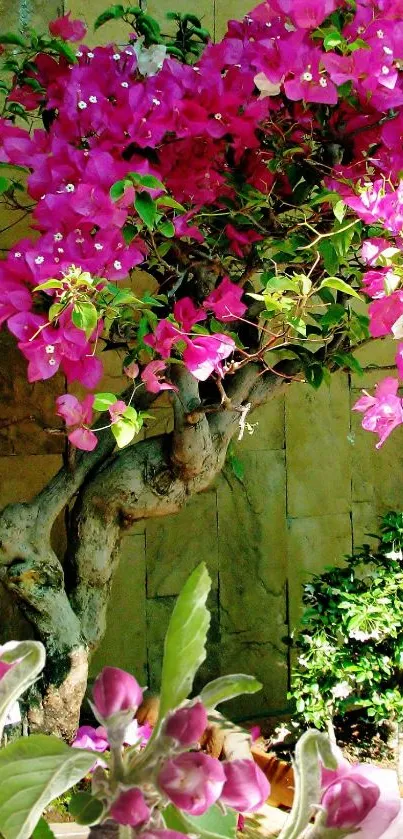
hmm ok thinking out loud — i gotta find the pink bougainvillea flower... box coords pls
[269,0,339,28]
[225,224,263,257]
[141,360,178,394]
[143,321,185,359]
[321,757,402,837]
[108,400,127,424]
[71,725,109,752]
[220,759,270,813]
[48,12,87,42]
[67,427,98,451]
[158,752,226,816]
[361,238,398,266]
[204,277,246,322]
[368,291,403,337]
[92,666,143,720]
[173,298,207,331]
[353,377,403,448]
[109,788,150,827]
[183,334,235,381]
[56,394,98,451]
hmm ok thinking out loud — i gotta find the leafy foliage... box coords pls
[290,513,403,729]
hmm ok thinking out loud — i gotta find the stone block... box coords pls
[352,502,381,551]
[285,375,352,518]
[287,513,352,631]
[219,634,289,718]
[0,333,65,456]
[214,0,252,38]
[234,396,285,454]
[89,533,147,682]
[0,454,62,506]
[146,489,218,598]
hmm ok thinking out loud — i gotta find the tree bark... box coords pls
[0,364,293,737]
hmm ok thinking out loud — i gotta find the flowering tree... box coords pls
[1,0,403,736]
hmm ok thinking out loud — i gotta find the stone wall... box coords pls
[1,0,403,721]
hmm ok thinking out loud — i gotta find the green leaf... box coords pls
[320,277,362,299]
[31,818,56,839]
[110,179,129,201]
[304,364,324,389]
[0,176,10,194]
[69,792,104,826]
[111,418,136,448]
[135,192,157,229]
[0,641,45,740]
[200,674,262,709]
[319,303,346,331]
[164,804,237,839]
[0,32,27,47]
[159,221,175,238]
[72,302,98,336]
[323,31,344,50]
[157,196,186,211]
[93,392,117,411]
[332,352,363,376]
[49,39,77,64]
[33,279,63,292]
[48,303,65,322]
[157,563,211,726]
[94,5,125,30]
[0,736,96,839]
[333,200,346,224]
[130,173,166,192]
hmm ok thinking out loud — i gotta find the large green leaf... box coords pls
[158,563,211,724]
[200,674,262,709]
[0,642,45,740]
[0,735,96,839]
[135,192,157,229]
[164,804,237,839]
[31,818,56,839]
[319,277,362,300]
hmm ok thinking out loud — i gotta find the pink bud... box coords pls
[0,661,13,681]
[165,702,208,746]
[92,667,143,720]
[158,752,226,816]
[109,788,150,827]
[220,759,270,813]
[322,774,380,829]
[124,361,140,379]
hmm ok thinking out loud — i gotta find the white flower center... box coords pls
[35,256,44,264]
[302,71,313,82]
[214,113,222,119]
[114,260,122,270]
[66,184,75,192]
[14,252,21,258]
[381,65,390,74]
[87,52,94,59]
[54,232,63,242]
[89,95,98,104]
[383,46,393,55]
[94,243,104,251]
[113,53,121,61]
[45,345,55,354]
[76,50,83,57]
[152,97,161,105]
[121,82,129,88]
[377,29,384,38]
[78,100,87,109]
[48,358,57,366]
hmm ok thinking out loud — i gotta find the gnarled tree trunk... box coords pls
[0,363,292,738]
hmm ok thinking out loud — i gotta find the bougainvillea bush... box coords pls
[1,0,403,734]
[290,512,403,731]
[1,564,403,839]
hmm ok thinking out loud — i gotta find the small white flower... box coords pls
[94,243,104,251]
[76,50,83,57]
[45,345,55,354]
[265,21,272,27]
[57,247,64,253]
[152,97,161,105]
[302,71,313,82]
[113,260,122,270]
[214,113,222,120]
[87,52,95,59]
[35,256,44,265]
[66,183,75,192]
[113,53,121,61]
[78,100,87,109]
[75,238,84,244]
[331,681,351,700]
[383,46,393,55]
[381,65,390,75]
[14,252,22,258]
[121,82,129,88]
[89,95,98,104]
[377,29,384,38]
[48,358,57,366]
[125,49,132,55]
[319,77,328,88]
[385,548,403,561]
[54,232,63,242]
[54,257,60,263]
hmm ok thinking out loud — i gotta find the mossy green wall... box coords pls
[1,0,403,719]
